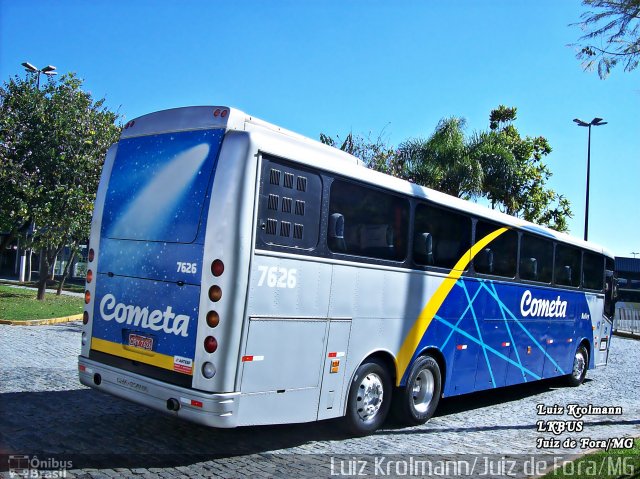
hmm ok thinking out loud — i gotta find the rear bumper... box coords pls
[78,356,239,428]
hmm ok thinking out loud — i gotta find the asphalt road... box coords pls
[1,322,639,478]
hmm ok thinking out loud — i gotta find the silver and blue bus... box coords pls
[79,106,616,435]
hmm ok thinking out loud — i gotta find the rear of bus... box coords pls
[78,107,254,427]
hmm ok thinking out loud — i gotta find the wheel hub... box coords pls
[412,369,435,414]
[356,373,384,421]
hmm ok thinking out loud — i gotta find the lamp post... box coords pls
[21,62,57,88]
[573,117,607,242]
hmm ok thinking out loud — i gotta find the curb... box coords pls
[0,314,83,326]
[613,330,640,340]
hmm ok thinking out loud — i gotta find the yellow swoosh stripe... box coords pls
[91,337,192,375]
[395,227,509,385]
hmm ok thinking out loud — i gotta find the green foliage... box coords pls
[474,106,572,232]
[572,0,640,78]
[321,105,572,232]
[0,73,121,298]
[397,117,483,198]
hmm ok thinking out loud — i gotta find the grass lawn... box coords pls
[0,279,85,294]
[543,438,640,478]
[0,285,83,321]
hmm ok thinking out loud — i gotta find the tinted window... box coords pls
[555,244,581,287]
[519,234,553,283]
[474,221,517,277]
[413,204,471,270]
[583,252,604,290]
[328,180,409,261]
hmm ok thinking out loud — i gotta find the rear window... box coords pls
[102,129,223,243]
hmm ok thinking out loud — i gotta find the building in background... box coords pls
[614,256,640,334]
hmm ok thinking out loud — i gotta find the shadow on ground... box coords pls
[3,377,636,471]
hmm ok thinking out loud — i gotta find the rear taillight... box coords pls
[211,259,224,277]
[84,290,91,304]
[86,269,93,283]
[83,311,89,325]
[204,336,218,353]
[208,285,222,302]
[88,248,95,262]
[206,311,219,328]
[202,362,216,378]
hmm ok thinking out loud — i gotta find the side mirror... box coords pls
[328,213,346,252]
[414,232,434,265]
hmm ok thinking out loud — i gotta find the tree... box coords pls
[473,106,573,231]
[397,117,483,198]
[572,0,640,78]
[0,73,121,299]
[319,130,402,176]
[320,105,572,232]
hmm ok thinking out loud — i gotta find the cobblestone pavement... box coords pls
[1,322,639,478]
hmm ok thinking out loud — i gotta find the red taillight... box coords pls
[206,311,220,328]
[83,311,89,325]
[88,248,95,262]
[214,108,221,117]
[211,259,224,277]
[221,109,228,118]
[84,290,91,304]
[86,269,93,284]
[208,285,222,302]
[204,336,218,353]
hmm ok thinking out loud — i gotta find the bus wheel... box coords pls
[566,345,588,387]
[393,355,441,426]
[344,359,392,435]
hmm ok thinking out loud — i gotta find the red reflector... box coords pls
[84,290,91,304]
[328,352,337,358]
[79,365,86,372]
[242,355,253,362]
[191,399,203,408]
[204,336,218,353]
[211,259,224,277]
[88,248,95,262]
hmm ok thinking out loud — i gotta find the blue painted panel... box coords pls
[92,274,200,360]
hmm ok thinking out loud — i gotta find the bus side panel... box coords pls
[192,131,257,393]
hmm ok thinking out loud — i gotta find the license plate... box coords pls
[129,333,154,351]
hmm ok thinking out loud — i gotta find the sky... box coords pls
[1,0,638,258]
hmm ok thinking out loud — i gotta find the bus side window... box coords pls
[554,244,581,287]
[328,180,408,261]
[328,213,346,252]
[519,234,553,283]
[583,252,605,290]
[475,248,494,275]
[413,203,471,270]
[475,221,517,277]
[414,232,434,266]
[521,257,538,281]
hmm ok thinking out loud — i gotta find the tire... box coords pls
[566,345,588,387]
[344,359,392,435]
[392,355,441,426]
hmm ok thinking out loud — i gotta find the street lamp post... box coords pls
[573,117,607,242]
[21,61,57,88]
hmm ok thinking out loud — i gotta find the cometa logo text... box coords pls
[520,290,567,318]
[100,293,190,337]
